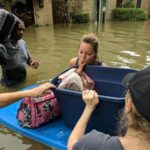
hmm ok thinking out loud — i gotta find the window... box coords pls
[136,0,141,8]
[116,0,122,8]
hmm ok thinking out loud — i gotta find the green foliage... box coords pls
[72,13,89,23]
[0,0,5,7]
[121,0,135,8]
[112,8,148,21]
[0,0,14,8]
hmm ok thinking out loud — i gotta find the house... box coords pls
[7,0,150,26]
[106,0,150,20]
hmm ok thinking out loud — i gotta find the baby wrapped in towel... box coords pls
[58,61,95,91]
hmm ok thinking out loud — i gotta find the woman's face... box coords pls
[78,42,96,65]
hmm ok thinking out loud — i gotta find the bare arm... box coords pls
[69,57,86,75]
[24,41,39,69]
[0,90,31,108]
[0,83,55,108]
[68,57,78,67]
[67,90,99,150]
[75,59,86,75]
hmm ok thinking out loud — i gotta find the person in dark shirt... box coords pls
[0,9,39,86]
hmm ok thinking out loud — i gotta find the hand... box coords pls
[27,83,56,97]
[82,90,99,110]
[79,59,86,68]
[29,59,39,69]
[76,60,86,75]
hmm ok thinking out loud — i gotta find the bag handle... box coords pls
[33,90,55,103]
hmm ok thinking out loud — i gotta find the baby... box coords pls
[58,60,94,91]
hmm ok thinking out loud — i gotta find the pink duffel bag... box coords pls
[17,90,61,128]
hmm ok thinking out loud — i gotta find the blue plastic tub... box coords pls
[51,66,137,135]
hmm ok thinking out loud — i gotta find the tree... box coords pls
[0,0,14,8]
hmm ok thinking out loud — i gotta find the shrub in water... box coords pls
[72,13,89,23]
[112,8,147,21]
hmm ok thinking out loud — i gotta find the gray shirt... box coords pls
[1,39,31,85]
[73,130,124,150]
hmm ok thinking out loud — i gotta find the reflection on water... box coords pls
[0,20,150,149]
[0,125,53,150]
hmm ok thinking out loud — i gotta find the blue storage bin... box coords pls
[51,66,137,135]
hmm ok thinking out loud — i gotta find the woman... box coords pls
[0,83,55,108]
[68,33,106,68]
[68,67,150,150]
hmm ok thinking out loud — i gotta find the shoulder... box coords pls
[101,62,107,67]
[73,130,123,150]
[18,39,26,45]
[68,57,78,67]
[96,60,107,66]
[18,39,29,52]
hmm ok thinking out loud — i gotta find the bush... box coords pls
[72,13,89,23]
[112,8,147,21]
[0,0,5,7]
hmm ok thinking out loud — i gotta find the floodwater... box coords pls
[0,20,150,149]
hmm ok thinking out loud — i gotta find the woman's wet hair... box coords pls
[80,33,99,54]
[118,91,150,139]
[117,108,128,136]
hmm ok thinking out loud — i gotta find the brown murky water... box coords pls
[0,20,150,149]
